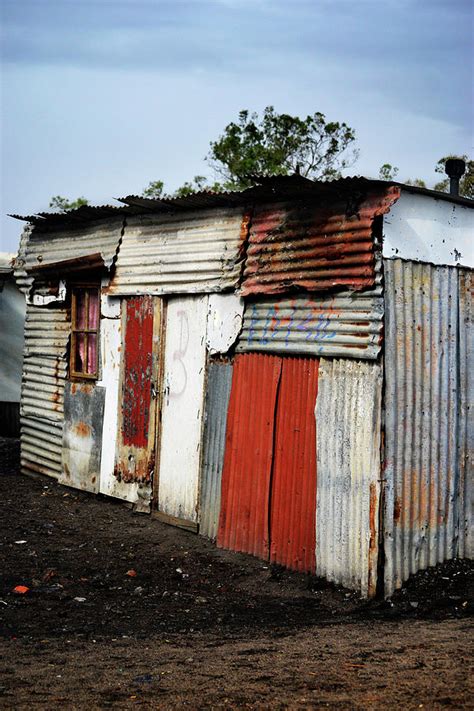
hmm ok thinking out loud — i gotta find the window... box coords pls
[70,286,100,379]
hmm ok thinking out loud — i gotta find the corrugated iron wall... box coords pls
[270,357,319,573]
[458,269,473,560]
[217,354,281,558]
[383,259,472,596]
[20,302,69,478]
[316,358,382,597]
[240,188,399,296]
[200,361,233,540]
[237,288,383,360]
[108,208,249,296]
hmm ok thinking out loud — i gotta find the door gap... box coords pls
[266,358,283,562]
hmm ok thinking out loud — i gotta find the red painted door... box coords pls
[115,296,163,484]
[270,358,318,573]
[217,354,282,559]
[217,353,319,573]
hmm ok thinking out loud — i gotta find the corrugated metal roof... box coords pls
[240,187,399,296]
[383,259,471,596]
[218,353,282,558]
[269,357,318,573]
[13,218,123,296]
[236,286,383,360]
[200,361,233,540]
[315,358,382,598]
[108,208,249,296]
[9,176,471,234]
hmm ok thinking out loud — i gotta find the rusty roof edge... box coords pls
[8,176,472,230]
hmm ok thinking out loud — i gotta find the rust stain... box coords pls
[367,481,378,598]
[393,497,401,523]
[368,482,377,554]
[241,187,400,296]
[74,421,92,438]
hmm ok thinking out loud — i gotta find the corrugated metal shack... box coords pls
[0,253,26,436]
[11,176,473,597]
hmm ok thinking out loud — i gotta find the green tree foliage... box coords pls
[207,107,358,190]
[433,155,473,199]
[378,164,399,181]
[49,195,89,211]
[141,180,165,199]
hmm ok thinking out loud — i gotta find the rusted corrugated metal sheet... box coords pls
[60,381,106,493]
[240,188,399,296]
[217,354,282,558]
[199,361,233,540]
[108,208,249,296]
[316,358,382,597]
[237,287,383,360]
[20,301,69,478]
[13,219,123,297]
[383,259,471,597]
[270,357,319,573]
[115,296,161,484]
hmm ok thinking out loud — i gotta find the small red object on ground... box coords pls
[13,585,29,594]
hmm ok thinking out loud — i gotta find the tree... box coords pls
[49,195,89,211]
[378,164,399,181]
[141,180,165,199]
[206,107,358,190]
[433,155,473,199]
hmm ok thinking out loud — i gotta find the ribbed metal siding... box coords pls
[20,302,69,478]
[14,220,123,296]
[458,269,473,560]
[316,358,383,597]
[217,354,281,558]
[237,288,383,360]
[383,259,471,597]
[109,208,248,295]
[200,362,233,540]
[241,188,399,296]
[270,357,319,573]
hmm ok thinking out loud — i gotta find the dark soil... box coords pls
[1,437,473,709]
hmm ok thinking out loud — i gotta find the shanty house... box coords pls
[0,252,25,436]
[12,175,473,597]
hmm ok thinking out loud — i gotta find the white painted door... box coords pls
[157,295,208,525]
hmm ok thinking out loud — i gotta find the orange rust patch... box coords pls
[368,482,377,554]
[393,497,401,523]
[74,422,92,438]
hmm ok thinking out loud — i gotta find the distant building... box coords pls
[11,175,473,597]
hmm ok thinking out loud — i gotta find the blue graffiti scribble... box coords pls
[247,303,258,345]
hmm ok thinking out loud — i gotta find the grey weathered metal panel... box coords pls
[383,259,471,597]
[316,358,382,597]
[20,416,63,478]
[108,208,248,296]
[20,301,69,478]
[60,381,106,494]
[237,287,383,360]
[458,269,473,559]
[14,219,123,297]
[200,361,233,540]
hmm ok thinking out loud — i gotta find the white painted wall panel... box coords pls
[383,191,474,268]
[206,293,244,354]
[158,295,209,522]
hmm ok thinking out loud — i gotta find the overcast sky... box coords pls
[1,0,472,251]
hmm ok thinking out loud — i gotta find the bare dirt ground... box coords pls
[1,437,473,709]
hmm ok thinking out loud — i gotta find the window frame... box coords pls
[70,284,101,381]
